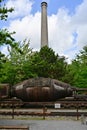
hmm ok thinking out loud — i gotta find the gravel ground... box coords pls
[0,119,87,130]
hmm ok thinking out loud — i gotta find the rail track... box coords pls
[0,99,87,119]
[0,109,87,116]
[0,99,87,108]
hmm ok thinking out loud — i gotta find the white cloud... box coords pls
[8,12,41,51]
[73,0,87,25]
[71,0,87,50]
[76,25,87,49]
[6,0,33,18]
[4,0,87,62]
[48,8,74,54]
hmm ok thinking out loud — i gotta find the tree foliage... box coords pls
[0,0,22,80]
[0,40,33,85]
[0,0,15,47]
[0,0,21,55]
[0,0,13,20]
[0,45,68,85]
[65,46,87,88]
[24,46,68,80]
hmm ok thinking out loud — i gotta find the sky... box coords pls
[1,0,87,63]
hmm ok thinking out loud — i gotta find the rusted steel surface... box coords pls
[12,77,73,102]
[75,88,87,91]
[0,108,87,117]
[0,99,87,108]
[0,101,87,119]
[0,125,29,130]
[0,84,9,99]
[0,99,23,108]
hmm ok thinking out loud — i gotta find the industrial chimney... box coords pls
[41,2,48,48]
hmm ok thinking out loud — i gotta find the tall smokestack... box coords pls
[41,2,48,48]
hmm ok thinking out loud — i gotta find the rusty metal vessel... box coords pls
[12,77,73,102]
[0,84,9,99]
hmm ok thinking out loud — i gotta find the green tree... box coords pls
[0,0,14,72]
[0,0,13,20]
[0,0,24,85]
[0,0,15,47]
[65,46,87,88]
[0,0,21,65]
[27,46,68,80]
[0,39,33,85]
[73,46,87,88]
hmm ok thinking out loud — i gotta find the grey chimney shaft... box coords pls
[41,2,48,48]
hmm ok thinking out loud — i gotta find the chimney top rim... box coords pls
[41,2,47,7]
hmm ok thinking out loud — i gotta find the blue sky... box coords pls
[32,0,83,15]
[1,0,87,63]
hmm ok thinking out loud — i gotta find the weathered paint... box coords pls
[12,77,73,102]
